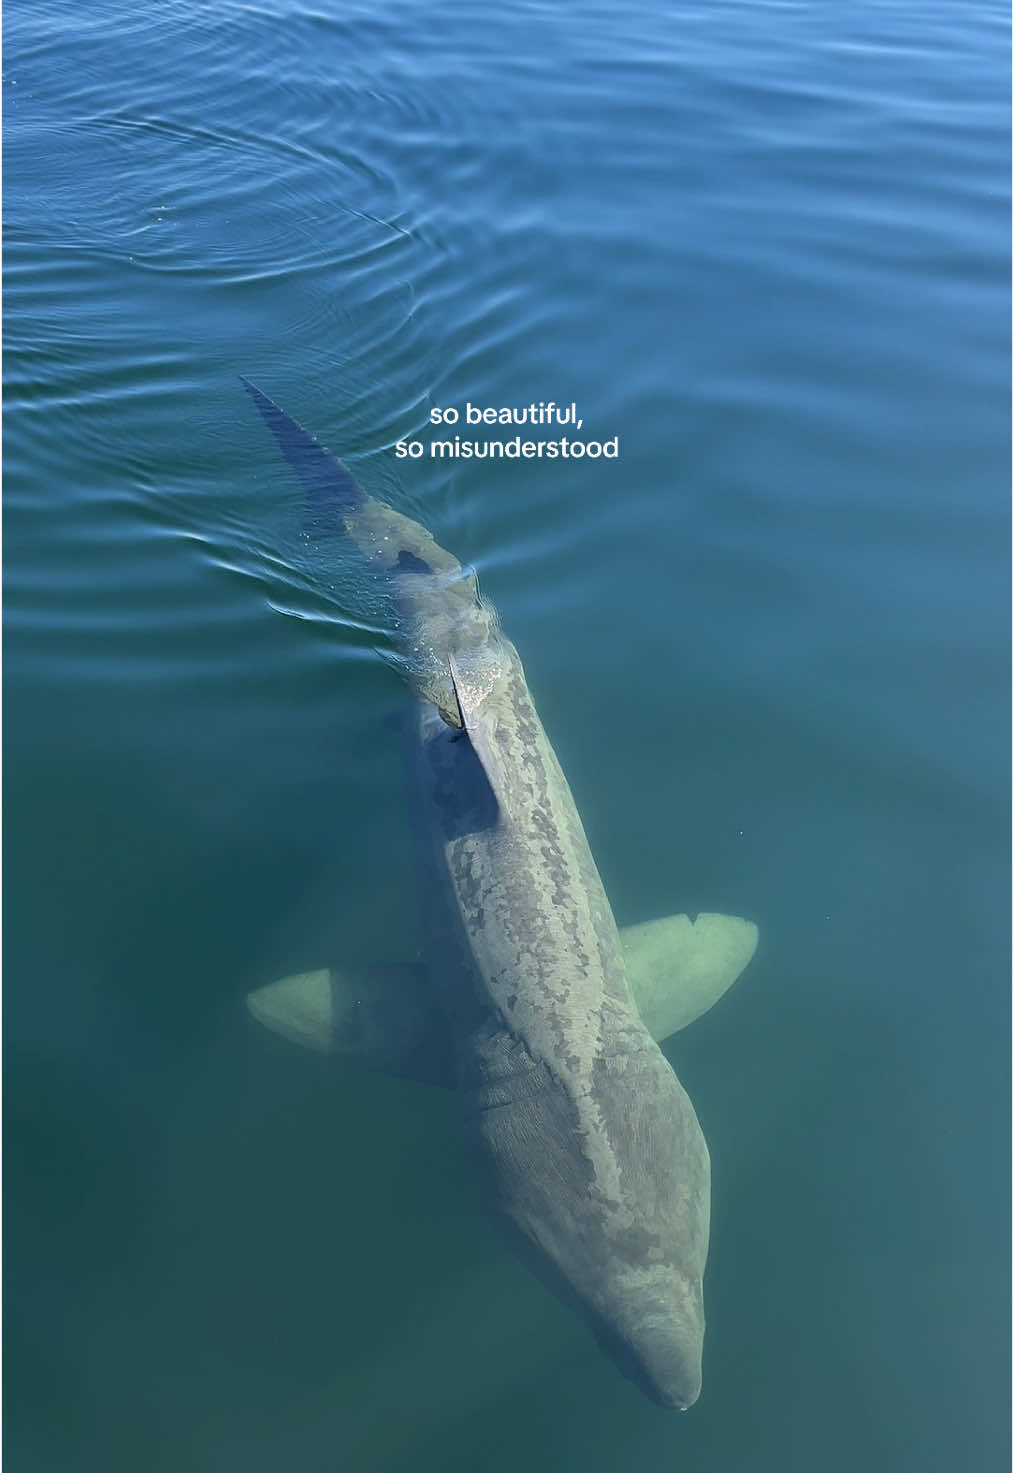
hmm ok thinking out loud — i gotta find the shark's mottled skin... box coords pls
[416,636,709,1410]
[244,382,711,1409]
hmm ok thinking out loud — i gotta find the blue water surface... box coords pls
[4,2,1009,1470]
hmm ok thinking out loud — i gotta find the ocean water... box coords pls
[3,1,1009,1469]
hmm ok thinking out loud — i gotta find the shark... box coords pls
[241,380,757,1409]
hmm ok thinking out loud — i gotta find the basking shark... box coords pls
[241,381,757,1409]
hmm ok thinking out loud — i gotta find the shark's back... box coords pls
[416,645,711,1410]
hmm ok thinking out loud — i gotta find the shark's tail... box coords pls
[241,376,463,579]
[240,376,365,530]
[242,378,497,726]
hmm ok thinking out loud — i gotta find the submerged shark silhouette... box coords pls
[242,380,757,1408]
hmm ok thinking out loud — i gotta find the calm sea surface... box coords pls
[4,2,1009,1469]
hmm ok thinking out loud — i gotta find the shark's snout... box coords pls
[629,1318,702,1410]
[594,1271,705,1411]
[596,1311,702,1410]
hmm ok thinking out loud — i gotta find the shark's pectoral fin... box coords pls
[245,963,454,1088]
[246,913,757,1084]
[621,912,758,1043]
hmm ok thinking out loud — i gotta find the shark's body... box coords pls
[415,645,711,1409]
[242,382,756,1408]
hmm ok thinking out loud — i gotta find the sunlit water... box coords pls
[4,2,1009,1470]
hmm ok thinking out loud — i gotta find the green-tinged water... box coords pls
[3,2,1009,1469]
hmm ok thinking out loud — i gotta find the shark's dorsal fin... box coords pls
[446,653,468,731]
[446,652,508,797]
